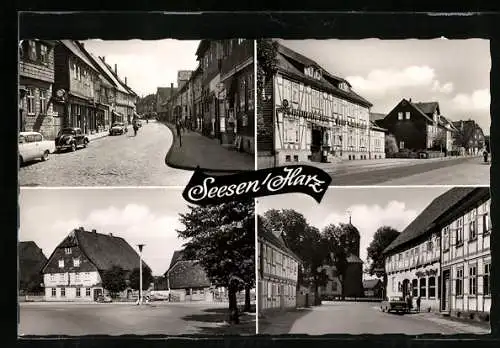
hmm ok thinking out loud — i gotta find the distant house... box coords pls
[318,254,364,299]
[378,99,456,153]
[157,85,177,122]
[363,278,384,298]
[42,227,149,301]
[452,119,486,155]
[165,250,215,302]
[19,241,47,294]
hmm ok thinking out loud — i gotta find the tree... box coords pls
[177,200,255,324]
[257,39,279,143]
[129,266,154,292]
[432,130,447,152]
[453,120,485,151]
[323,223,360,300]
[366,226,400,298]
[101,265,127,298]
[385,134,399,155]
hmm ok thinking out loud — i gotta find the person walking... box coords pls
[483,148,489,163]
[133,120,139,136]
[176,120,182,147]
[416,295,421,313]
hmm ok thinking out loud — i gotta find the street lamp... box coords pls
[137,244,145,305]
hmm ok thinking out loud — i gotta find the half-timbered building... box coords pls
[258,42,382,167]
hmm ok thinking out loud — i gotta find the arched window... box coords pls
[412,279,419,297]
[420,277,427,298]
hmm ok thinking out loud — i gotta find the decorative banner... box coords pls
[183,165,332,206]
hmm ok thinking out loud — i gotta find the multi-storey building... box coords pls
[191,67,203,131]
[384,187,489,314]
[440,187,491,314]
[19,40,59,139]
[42,227,148,301]
[379,99,456,153]
[157,84,177,122]
[369,121,387,159]
[452,119,486,155]
[52,40,101,134]
[258,226,301,312]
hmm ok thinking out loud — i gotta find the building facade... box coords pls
[258,42,379,167]
[379,99,455,153]
[19,241,47,294]
[384,187,490,314]
[258,227,301,312]
[42,227,147,302]
[452,119,486,155]
[19,40,60,139]
[440,188,491,314]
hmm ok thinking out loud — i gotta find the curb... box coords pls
[161,122,253,174]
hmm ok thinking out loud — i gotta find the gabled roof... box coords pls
[363,278,382,289]
[19,241,48,287]
[369,113,386,123]
[347,254,364,264]
[60,40,99,74]
[258,226,302,263]
[413,101,439,115]
[42,228,149,273]
[370,120,387,132]
[166,260,212,289]
[275,42,373,108]
[195,40,210,59]
[383,187,479,255]
[88,53,129,94]
[167,250,185,271]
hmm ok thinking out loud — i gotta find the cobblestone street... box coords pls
[19,121,193,187]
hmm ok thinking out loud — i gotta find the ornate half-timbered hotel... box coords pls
[383,187,491,315]
[258,224,301,312]
[262,42,386,165]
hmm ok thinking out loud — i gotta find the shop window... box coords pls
[428,277,436,298]
[419,278,427,298]
[469,265,477,295]
[456,268,464,296]
[483,263,491,295]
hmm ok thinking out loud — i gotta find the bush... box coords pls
[385,134,399,155]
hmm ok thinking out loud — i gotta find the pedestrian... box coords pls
[176,120,182,147]
[483,149,489,163]
[416,296,421,313]
[133,121,139,136]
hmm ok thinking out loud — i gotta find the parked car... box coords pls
[96,295,112,303]
[381,296,408,313]
[19,131,55,165]
[109,122,128,135]
[55,127,89,152]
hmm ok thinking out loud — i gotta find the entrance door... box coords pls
[311,126,323,162]
[279,284,285,309]
[93,288,102,301]
[402,279,410,296]
[442,270,450,312]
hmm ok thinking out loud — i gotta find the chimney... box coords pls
[79,226,84,231]
[125,77,127,85]
[92,229,97,233]
[109,233,113,237]
[114,64,117,75]
[409,98,412,102]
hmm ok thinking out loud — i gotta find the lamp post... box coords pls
[137,244,145,305]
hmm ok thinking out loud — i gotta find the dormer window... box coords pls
[65,248,72,255]
[339,82,349,91]
[304,66,322,80]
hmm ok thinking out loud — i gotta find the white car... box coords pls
[19,131,55,165]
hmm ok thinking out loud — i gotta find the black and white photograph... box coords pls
[18,39,255,187]
[18,188,256,336]
[257,187,491,335]
[257,39,490,185]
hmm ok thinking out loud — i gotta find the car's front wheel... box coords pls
[41,150,49,161]
[71,142,76,152]
[83,139,89,148]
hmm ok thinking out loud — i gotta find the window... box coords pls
[39,44,48,64]
[443,226,450,250]
[51,288,56,297]
[469,265,477,295]
[61,288,66,297]
[285,119,299,143]
[399,141,405,149]
[73,258,80,267]
[483,213,490,234]
[26,88,35,114]
[34,134,42,142]
[405,112,411,120]
[59,273,64,282]
[398,112,403,120]
[75,272,81,283]
[50,273,55,281]
[28,41,37,60]
[469,220,477,240]
[58,259,64,268]
[39,89,48,114]
[76,287,81,297]
[65,248,72,255]
[427,241,433,252]
[86,288,91,297]
[420,278,427,298]
[412,279,419,297]
[456,218,464,245]
[484,263,491,295]
[456,268,464,296]
[391,277,396,292]
[428,276,436,298]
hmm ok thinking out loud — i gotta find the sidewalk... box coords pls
[87,130,109,141]
[164,123,254,172]
[417,312,490,334]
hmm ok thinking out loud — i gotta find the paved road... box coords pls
[259,301,490,335]
[329,157,489,185]
[19,302,255,336]
[19,121,193,187]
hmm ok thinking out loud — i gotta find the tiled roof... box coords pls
[19,241,47,285]
[60,40,100,74]
[413,101,439,115]
[275,42,373,108]
[167,250,185,271]
[167,260,211,289]
[363,278,382,289]
[369,113,386,122]
[384,187,479,254]
[258,224,302,263]
[88,53,129,94]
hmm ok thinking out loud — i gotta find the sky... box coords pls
[257,186,451,277]
[81,39,201,97]
[19,188,192,276]
[279,39,491,134]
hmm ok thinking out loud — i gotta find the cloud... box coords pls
[346,66,453,97]
[48,204,185,276]
[451,89,490,111]
[320,201,418,264]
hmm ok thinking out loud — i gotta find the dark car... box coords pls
[109,122,128,135]
[381,296,408,314]
[55,127,89,152]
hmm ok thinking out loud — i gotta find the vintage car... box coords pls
[96,295,112,303]
[55,127,89,152]
[380,296,408,314]
[19,131,55,165]
[109,122,128,135]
